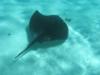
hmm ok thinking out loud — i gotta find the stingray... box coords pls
[15,10,69,60]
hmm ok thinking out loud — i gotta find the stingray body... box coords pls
[15,10,68,60]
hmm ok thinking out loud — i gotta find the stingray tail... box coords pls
[14,32,44,61]
[15,48,29,61]
[15,38,37,61]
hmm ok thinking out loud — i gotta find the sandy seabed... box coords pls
[0,0,100,75]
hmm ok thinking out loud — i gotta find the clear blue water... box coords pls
[0,0,100,75]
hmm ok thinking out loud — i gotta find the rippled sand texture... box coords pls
[0,0,100,75]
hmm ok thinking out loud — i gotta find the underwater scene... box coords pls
[0,0,100,75]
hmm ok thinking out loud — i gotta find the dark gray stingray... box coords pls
[15,10,69,60]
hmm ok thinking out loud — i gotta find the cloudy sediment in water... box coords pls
[0,0,100,75]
